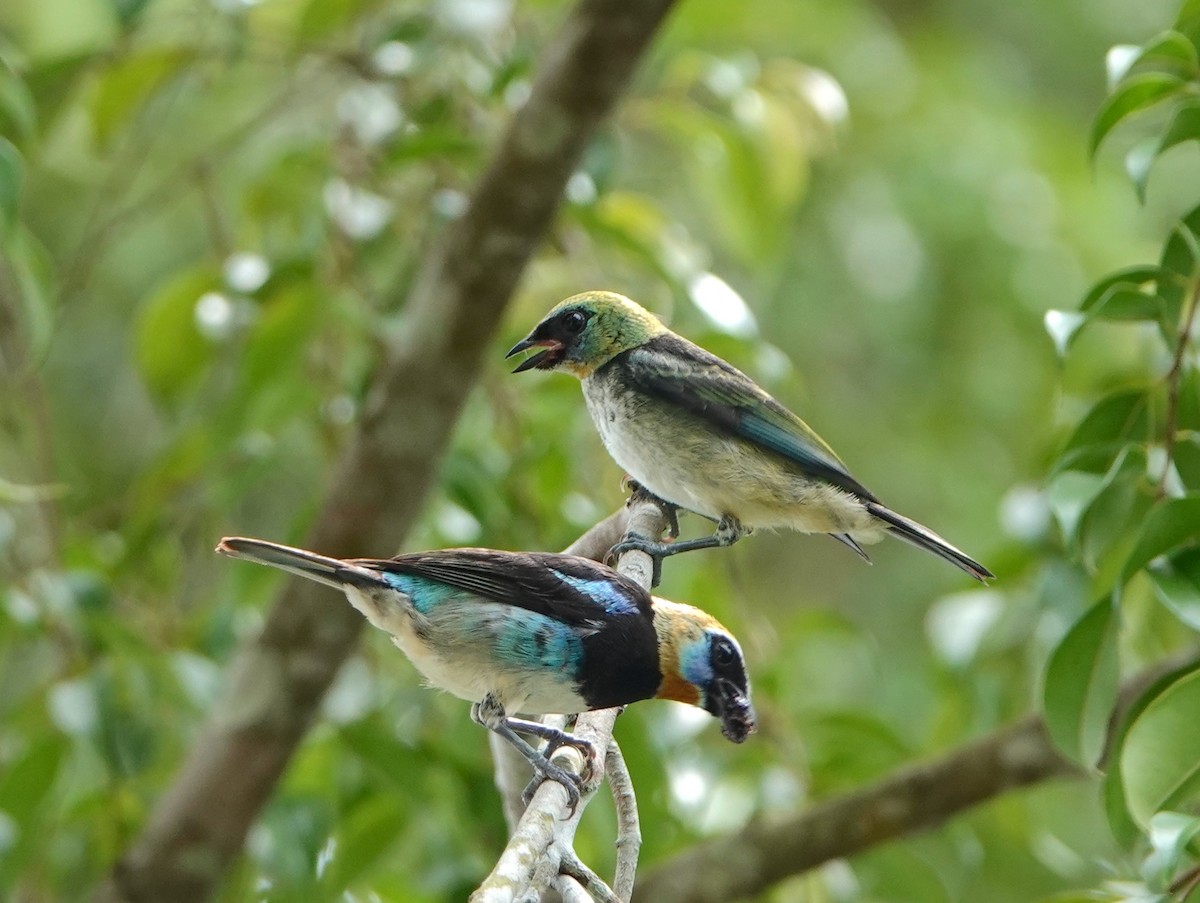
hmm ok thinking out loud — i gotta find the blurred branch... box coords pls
[472,499,665,903]
[632,649,1200,903]
[98,2,677,900]
[606,738,642,903]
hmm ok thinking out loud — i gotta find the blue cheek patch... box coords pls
[678,638,713,689]
[553,572,640,616]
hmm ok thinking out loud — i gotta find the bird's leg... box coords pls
[471,696,586,816]
[608,515,749,586]
[622,477,682,539]
[505,715,595,760]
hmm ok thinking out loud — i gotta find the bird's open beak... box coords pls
[506,336,564,373]
[712,679,757,743]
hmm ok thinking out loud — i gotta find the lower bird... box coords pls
[508,291,993,583]
[217,537,756,810]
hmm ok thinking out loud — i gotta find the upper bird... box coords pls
[217,537,755,810]
[507,291,993,583]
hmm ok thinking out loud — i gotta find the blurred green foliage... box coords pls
[0,0,1196,900]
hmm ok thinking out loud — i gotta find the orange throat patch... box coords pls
[655,669,701,706]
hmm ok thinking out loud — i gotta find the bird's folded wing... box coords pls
[624,337,879,502]
[363,550,650,628]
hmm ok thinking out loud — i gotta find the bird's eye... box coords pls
[712,637,736,668]
[561,310,587,334]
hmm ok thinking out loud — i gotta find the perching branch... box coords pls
[472,498,666,903]
[605,738,642,903]
[99,2,677,900]
[632,649,1200,903]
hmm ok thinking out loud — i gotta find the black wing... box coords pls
[361,549,652,629]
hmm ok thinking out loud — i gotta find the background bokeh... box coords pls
[1,0,1193,899]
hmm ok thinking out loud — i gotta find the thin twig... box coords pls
[553,874,595,903]
[606,738,642,902]
[1159,278,1200,497]
[560,848,623,903]
[1169,863,1200,898]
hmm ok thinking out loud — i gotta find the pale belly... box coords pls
[582,374,884,540]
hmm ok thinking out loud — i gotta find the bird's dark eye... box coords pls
[712,637,736,668]
[561,310,588,334]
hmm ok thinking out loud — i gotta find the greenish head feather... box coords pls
[509,291,668,378]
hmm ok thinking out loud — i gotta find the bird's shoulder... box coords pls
[365,549,652,629]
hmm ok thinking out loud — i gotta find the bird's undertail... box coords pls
[831,532,871,563]
[216,537,384,590]
[865,504,994,582]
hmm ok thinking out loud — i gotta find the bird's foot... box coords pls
[621,477,682,539]
[606,531,672,587]
[515,725,593,815]
[507,716,595,761]
[608,517,749,586]
[520,756,586,814]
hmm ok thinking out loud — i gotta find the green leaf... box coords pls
[1135,31,1200,75]
[1086,285,1166,323]
[135,267,221,401]
[1174,434,1200,487]
[1055,389,1150,474]
[0,138,21,232]
[1121,667,1200,827]
[0,64,37,145]
[1128,100,1200,201]
[0,736,69,887]
[1158,205,1200,323]
[1122,495,1200,582]
[1179,370,1200,432]
[1104,662,1200,847]
[0,735,68,825]
[1148,547,1200,631]
[318,795,408,896]
[1081,266,1163,311]
[1047,470,1107,543]
[1077,450,1155,584]
[1090,73,1187,160]
[89,49,193,150]
[1043,596,1121,766]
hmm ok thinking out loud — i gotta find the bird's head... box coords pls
[651,599,757,743]
[507,291,667,378]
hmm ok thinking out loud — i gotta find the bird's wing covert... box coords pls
[623,336,878,501]
[368,550,650,629]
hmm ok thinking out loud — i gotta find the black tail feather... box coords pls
[865,504,994,582]
[216,537,384,590]
[831,532,872,563]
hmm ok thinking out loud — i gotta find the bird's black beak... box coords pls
[506,335,564,373]
[711,679,757,743]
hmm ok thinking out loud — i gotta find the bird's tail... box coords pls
[216,537,384,590]
[865,503,994,582]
